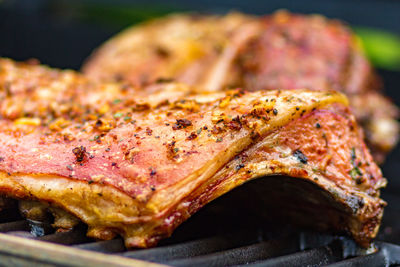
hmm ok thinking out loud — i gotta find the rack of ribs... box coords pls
[0,58,385,248]
[83,11,399,163]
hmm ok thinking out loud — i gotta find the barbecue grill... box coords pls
[0,187,399,267]
[1,1,400,266]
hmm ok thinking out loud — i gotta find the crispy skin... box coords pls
[0,59,386,247]
[83,11,399,163]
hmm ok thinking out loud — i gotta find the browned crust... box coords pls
[0,104,386,248]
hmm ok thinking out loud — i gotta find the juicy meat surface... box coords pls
[83,11,399,163]
[0,59,386,248]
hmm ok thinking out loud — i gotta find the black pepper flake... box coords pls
[150,168,157,176]
[316,123,321,129]
[296,107,300,111]
[172,119,192,130]
[88,180,94,184]
[111,162,117,167]
[150,185,156,191]
[105,148,111,152]
[293,150,308,164]
[66,165,74,171]
[235,163,245,171]
[72,146,87,162]
[273,108,278,115]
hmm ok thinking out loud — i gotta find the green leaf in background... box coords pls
[50,1,182,29]
[354,27,400,71]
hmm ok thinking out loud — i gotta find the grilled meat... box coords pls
[0,59,385,248]
[83,11,399,163]
[82,12,258,90]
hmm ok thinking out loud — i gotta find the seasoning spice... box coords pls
[186,132,198,140]
[150,168,157,176]
[172,119,192,130]
[293,149,308,164]
[235,163,245,171]
[72,146,87,162]
[349,147,363,183]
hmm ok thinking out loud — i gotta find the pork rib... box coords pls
[0,59,385,247]
[83,11,399,163]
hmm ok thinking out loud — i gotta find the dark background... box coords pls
[0,0,399,193]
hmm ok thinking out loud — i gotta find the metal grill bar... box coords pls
[75,238,126,253]
[6,231,35,239]
[245,242,342,267]
[326,251,387,267]
[325,242,400,267]
[0,192,400,266]
[122,230,261,262]
[0,221,399,266]
[166,236,299,267]
[38,228,90,245]
[0,220,29,232]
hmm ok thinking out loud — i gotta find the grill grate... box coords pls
[0,192,399,267]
